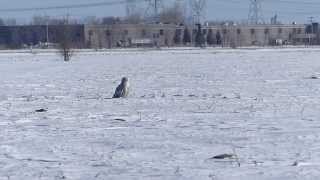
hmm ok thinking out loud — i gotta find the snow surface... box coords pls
[1,48,320,179]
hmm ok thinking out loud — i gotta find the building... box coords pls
[85,23,182,49]
[0,25,85,49]
[85,23,309,49]
[205,24,307,47]
[0,23,315,49]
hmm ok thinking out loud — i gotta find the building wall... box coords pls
[47,25,85,48]
[201,24,306,47]
[85,24,308,48]
[0,25,85,49]
[85,24,181,49]
[0,23,310,49]
[0,26,11,48]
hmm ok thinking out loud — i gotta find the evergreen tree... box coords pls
[216,31,222,45]
[183,28,191,45]
[195,24,205,47]
[173,29,181,45]
[207,30,215,45]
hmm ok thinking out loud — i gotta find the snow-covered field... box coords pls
[1,48,320,180]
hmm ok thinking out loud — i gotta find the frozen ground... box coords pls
[1,48,320,180]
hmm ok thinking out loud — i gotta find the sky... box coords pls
[0,0,319,24]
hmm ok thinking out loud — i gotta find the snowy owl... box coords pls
[113,77,129,98]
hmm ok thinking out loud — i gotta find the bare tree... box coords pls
[5,18,17,26]
[83,16,101,25]
[30,15,79,26]
[31,15,50,25]
[57,19,74,61]
[0,18,4,26]
[159,2,185,24]
[102,16,122,25]
[123,13,143,24]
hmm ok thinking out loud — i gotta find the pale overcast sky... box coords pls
[0,0,319,24]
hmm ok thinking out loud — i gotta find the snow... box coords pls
[1,48,320,179]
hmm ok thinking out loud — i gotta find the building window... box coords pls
[193,29,197,34]
[142,29,146,36]
[222,29,227,34]
[250,29,255,35]
[297,28,302,34]
[293,28,296,34]
[203,29,207,34]
[208,29,213,33]
[89,30,93,36]
[278,28,282,34]
[106,30,111,36]
[159,29,164,35]
[124,30,128,35]
[237,29,241,34]
[264,28,269,34]
[176,29,182,35]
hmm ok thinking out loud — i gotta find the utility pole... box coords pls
[46,21,49,45]
[66,13,70,24]
[126,0,137,17]
[145,0,164,23]
[309,16,314,23]
[308,16,314,45]
[248,0,264,24]
[190,0,207,24]
[154,0,158,17]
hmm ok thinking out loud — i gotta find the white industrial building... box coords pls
[85,23,310,49]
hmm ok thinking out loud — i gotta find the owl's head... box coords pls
[121,77,129,85]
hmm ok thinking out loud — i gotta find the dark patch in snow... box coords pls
[35,108,47,113]
[211,154,236,159]
[292,161,299,166]
[173,94,183,97]
[114,118,126,122]
[306,75,319,79]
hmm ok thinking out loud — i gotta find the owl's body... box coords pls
[113,77,129,98]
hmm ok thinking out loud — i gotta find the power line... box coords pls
[0,0,131,12]
[215,0,320,5]
[1,0,320,23]
[248,0,264,24]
